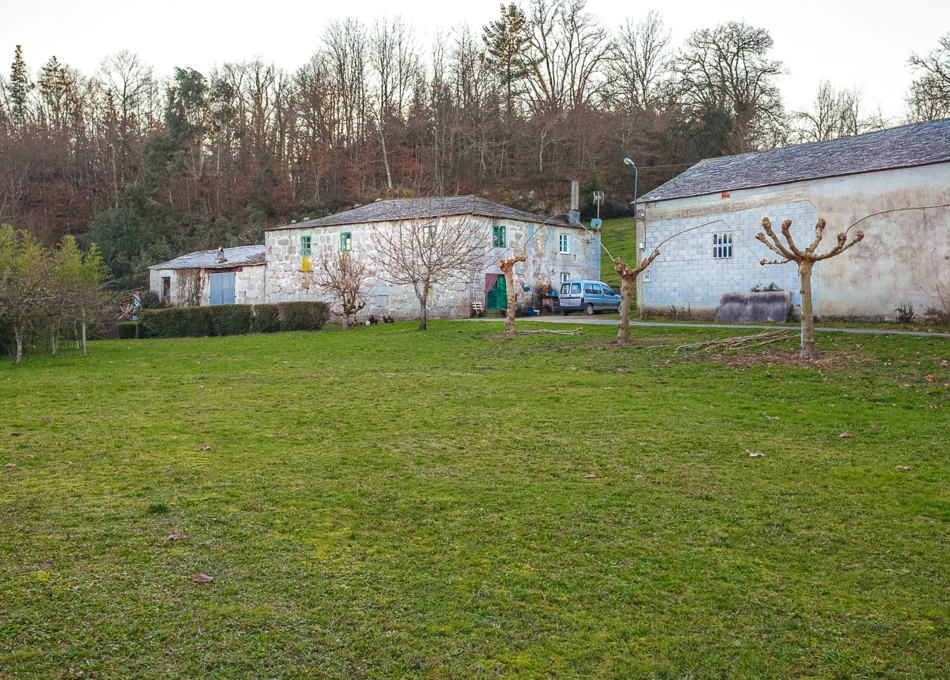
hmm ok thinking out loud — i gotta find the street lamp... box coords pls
[623,157,639,220]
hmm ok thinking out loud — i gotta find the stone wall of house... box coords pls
[264,217,599,321]
[639,162,950,319]
[148,265,266,307]
[638,201,818,317]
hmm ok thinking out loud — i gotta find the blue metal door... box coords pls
[209,272,235,305]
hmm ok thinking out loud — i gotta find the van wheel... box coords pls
[585,303,595,316]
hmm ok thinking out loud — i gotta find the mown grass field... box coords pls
[596,217,638,292]
[1,322,949,679]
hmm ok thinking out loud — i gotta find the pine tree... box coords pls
[482,3,530,117]
[9,45,34,129]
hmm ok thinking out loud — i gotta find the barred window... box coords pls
[713,233,733,259]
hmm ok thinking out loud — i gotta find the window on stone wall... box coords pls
[493,225,506,248]
[559,233,570,254]
[713,233,733,259]
[560,272,570,283]
[300,235,312,256]
[340,232,353,252]
[423,224,435,245]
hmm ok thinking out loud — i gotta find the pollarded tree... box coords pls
[369,205,490,331]
[613,249,660,343]
[499,254,526,337]
[313,251,375,330]
[756,217,864,359]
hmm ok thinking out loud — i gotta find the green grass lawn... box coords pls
[2,322,949,678]
[596,217,638,293]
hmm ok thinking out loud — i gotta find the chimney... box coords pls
[215,247,226,263]
[568,179,581,226]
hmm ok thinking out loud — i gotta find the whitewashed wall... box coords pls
[640,163,950,319]
[148,265,266,307]
[264,217,599,320]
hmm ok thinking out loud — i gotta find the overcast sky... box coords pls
[2,0,947,121]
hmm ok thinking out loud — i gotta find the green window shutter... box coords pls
[340,232,352,252]
[493,225,506,248]
[300,235,312,256]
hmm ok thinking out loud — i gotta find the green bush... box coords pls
[140,307,212,338]
[117,322,139,340]
[209,304,253,336]
[279,301,330,332]
[252,304,281,333]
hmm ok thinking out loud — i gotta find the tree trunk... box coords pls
[617,276,633,343]
[82,310,88,357]
[419,295,428,331]
[342,313,350,331]
[14,329,23,365]
[51,328,57,358]
[799,260,817,359]
[504,269,518,337]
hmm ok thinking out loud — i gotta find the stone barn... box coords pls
[636,118,950,320]
[148,245,266,306]
[263,196,599,320]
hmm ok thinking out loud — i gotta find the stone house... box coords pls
[148,245,266,306]
[148,196,599,319]
[637,118,950,320]
[263,196,599,320]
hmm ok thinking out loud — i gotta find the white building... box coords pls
[148,246,266,306]
[149,196,600,320]
[637,119,950,320]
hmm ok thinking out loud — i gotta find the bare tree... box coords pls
[907,33,950,122]
[313,251,375,330]
[675,21,786,153]
[756,217,864,359]
[369,204,490,330]
[499,254,526,337]
[794,80,885,143]
[613,249,660,343]
[605,11,672,114]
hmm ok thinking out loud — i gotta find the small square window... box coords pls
[559,234,570,254]
[340,232,352,252]
[713,233,733,259]
[300,235,312,257]
[493,225,507,248]
[560,272,570,283]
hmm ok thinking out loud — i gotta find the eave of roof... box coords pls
[268,195,577,230]
[640,118,950,204]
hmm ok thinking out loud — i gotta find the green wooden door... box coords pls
[487,276,507,310]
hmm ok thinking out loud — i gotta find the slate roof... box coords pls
[270,195,576,230]
[149,245,265,270]
[640,118,950,203]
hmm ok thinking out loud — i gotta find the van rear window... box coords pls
[570,283,581,294]
[560,284,570,295]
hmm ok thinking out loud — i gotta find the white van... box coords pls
[558,280,621,315]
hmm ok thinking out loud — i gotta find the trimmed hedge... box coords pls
[117,322,140,340]
[209,304,253,336]
[139,307,212,339]
[278,301,330,332]
[252,304,281,333]
[137,301,330,338]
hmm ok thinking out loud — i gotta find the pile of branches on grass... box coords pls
[515,327,583,336]
[676,330,793,351]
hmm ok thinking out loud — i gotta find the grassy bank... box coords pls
[1,323,949,678]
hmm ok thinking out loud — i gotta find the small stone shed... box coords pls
[637,119,950,320]
[264,196,599,320]
[149,245,266,306]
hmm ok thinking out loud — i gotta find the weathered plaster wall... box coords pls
[639,163,950,319]
[148,265,266,306]
[264,217,598,320]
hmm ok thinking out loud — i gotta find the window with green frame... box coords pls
[340,232,353,251]
[300,235,312,256]
[492,225,506,248]
[423,224,435,245]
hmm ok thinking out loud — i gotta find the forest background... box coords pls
[1,1,949,290]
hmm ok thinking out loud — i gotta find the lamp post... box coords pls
[623,157,639,219]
